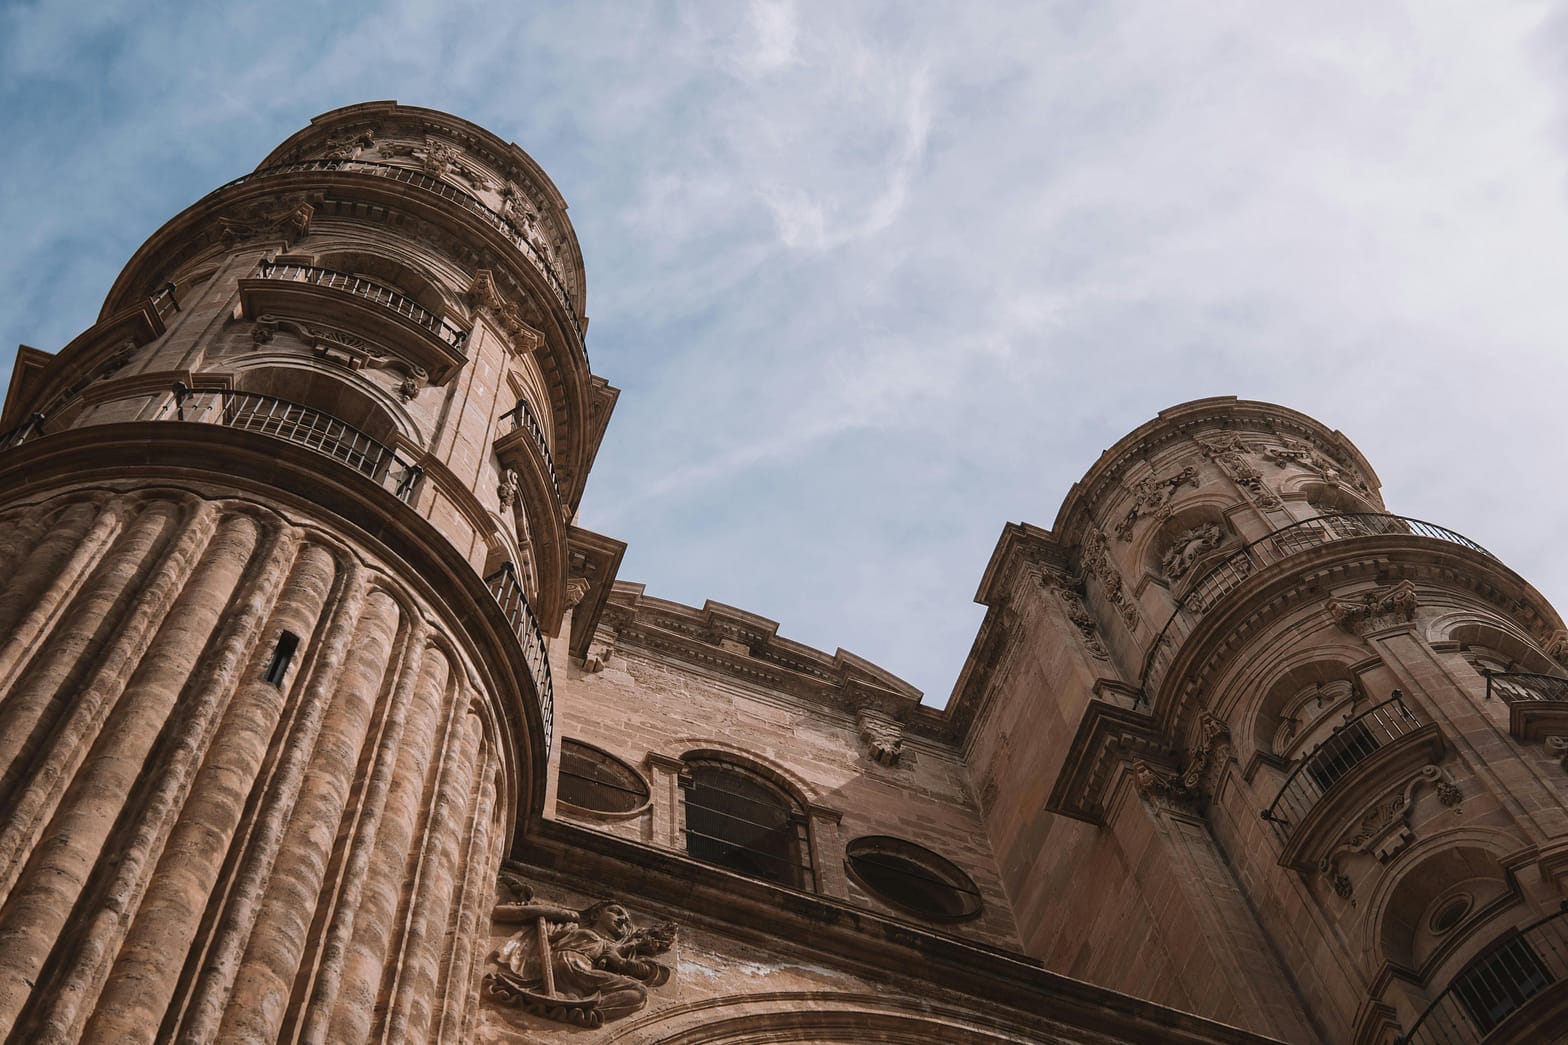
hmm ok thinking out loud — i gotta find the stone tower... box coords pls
[0,101,609,1043]
[7,102,1568,1045]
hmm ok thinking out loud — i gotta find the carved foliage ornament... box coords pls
[1325,580,1418,636]
[1160,521,1224,580]
[1115,466,1199,542]
[1261,436,1373,497]
[1130,712,1232,811]
[487,870,676,1027]
[1080,528,1140,630]
[1319,763,1460,900]
[856,704,906,767]
[1040,568,1109,661]
[1194,433,1284,511]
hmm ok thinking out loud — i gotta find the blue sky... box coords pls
[5,1,1568,705]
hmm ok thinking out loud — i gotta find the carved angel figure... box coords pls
[488,895,676,1026]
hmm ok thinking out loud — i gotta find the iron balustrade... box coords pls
[1398,902,1568,1045]
[1261,693,1424,832]
[0,413,45,452]
[1484,670,1568,707]
[252,260,467,350]
[202,158,584,342]
[1139,514,1495,707]
[164,385,423,503]
[485,561,554,751]
[500,398,559,498]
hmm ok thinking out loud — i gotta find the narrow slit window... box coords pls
[264,631,300,687]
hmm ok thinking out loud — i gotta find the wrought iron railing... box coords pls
[486,561,554,750]
[203,158,583,341]
[499,397,559,498]
[164,385,423,503]
[1139,514,1495,706]
[252,260,467,350]
[1261,693,1424,833]
[0,413,45,452]
[1398,902,1568,1044]
[1484,671,1568,707]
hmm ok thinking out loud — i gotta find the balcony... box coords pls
[164,386,424,503]
[1399,903,1568,1044]
[1261,694,1443,866]
[1139,514,1495,706]
[239,261,469,382]
[212,158,583,342]
[499,397,559,499]
[1484,671,1568,744]
[486,561,554,750]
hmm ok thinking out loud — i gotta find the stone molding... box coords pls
[1317,763,1461,899]
[1325,580,1419,636]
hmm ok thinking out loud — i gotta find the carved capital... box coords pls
[1326,580,1419,636]
[564,576,592,609]
[497,468,520,510]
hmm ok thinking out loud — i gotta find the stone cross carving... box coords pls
[487,871,677,1028]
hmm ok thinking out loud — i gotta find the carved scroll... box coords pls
[1195,433,1284,511]
[1325,580,1418,636]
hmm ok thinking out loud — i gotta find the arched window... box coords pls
[556,739,649,817]
[681,757,812,890]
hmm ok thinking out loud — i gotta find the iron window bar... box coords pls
[199,158,585,344]
[0,413,45,452]
[680,826,812,882]
[499,398,559,499]
[1397,901,1568,1045]
[1137,514,1496,708]
[1260,692,1423,832]
[847,852,985,900]
[166,384,423,505]
[252,260,468,349]
[1483,670,1568,705]
[484,561,554,752]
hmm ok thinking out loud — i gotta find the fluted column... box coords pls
[294,620,434,1045]
[83,539,338,1045]
[0,498,123,692]
[0,508,257,1039]
[439,736,501,1045]
[216,586,402,1044]
[372,693,478,1044]
[173,558,368,1044]
[0,498,213,901]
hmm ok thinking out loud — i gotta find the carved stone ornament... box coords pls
[219,196,313,249]
[1261,436,1373,497]
[856,704,906,767]
[318,128,374,160]
[1319,763,1459,899]
[1194,432,1284,511]
[1129,713,1232,812]
[1080,528,1139,630]
[467,269,503,312]
[250,316,277,346]
[1114,466,1199,541]
[1040,569,1109,661]
[487,867,676,1027]
[1160,522,1224,580]
[1325,580,1418,636]
[1544,629,1568,666]
[498,468,520,510]
[584,628,618,673]
[1546,736,1568,769]
[564,576,591,609]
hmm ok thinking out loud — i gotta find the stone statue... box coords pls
[486,878,676,1027]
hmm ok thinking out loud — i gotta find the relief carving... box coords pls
[564,576,591,609]
[498,468,520,511]
[584,628,618,673]
[1195,432,1284,511]
[1160,522,1224,580]
[1544,629,1568,666]
[1080,528,1139,630]
[855,704,906,767]
[487,869,676,1027]
[1546,736,1568,769]
[319,128,374,160]
[1319,763,1459,899]
[1129,713,1232,812]
[1261,436,1373,497]
[1114,466,1200,541]
[1040,569,1109,661]
[218,196,314,249]
[1325,580,1418,636]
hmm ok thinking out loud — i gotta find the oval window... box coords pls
[845,836,982,921]
[556,739,649,816]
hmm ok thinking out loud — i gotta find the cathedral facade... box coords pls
[0,102,1564,1044]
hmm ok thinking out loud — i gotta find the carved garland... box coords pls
[1040,568,1110,661]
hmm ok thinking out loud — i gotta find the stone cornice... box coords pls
[565,525,626,660]
[0,302,165,428]
[518,820,1280,1045]
[601,584,943,737]
[1051,397,1383,549]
